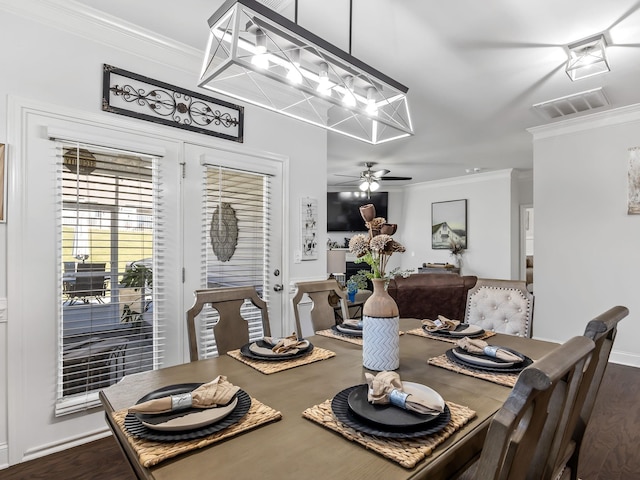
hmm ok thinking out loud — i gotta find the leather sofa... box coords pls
[387,273,478,321]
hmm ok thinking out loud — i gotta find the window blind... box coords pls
[196,165,272,358]
[55,142,164,414]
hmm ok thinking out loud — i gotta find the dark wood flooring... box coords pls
[1,362,639,480]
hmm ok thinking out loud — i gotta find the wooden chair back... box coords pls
[292,279,349,336]
[473,335,595,480]
[185,287,271,361]
[464,278,534,337]
[551,305,629,480]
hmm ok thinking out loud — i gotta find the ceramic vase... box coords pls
[362,278,400,371]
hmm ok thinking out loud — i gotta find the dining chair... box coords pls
[460,335,595,480]
[292,279,349,337]
[185,286,271,361]
[464,278,534,337]
[549,305,629,480]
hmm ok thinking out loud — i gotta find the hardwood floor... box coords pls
[1,363,639,480]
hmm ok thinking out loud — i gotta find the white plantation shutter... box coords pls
[195,164,272,358]
[55,142,165,414]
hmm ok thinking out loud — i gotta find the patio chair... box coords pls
[186,286,271,361]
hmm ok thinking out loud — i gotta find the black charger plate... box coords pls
[445,348,533,374]
[124,384,251,442]
[331,325,362,338]
[331,385,451,439]
[422,323,485,338]
[240,340,314,361]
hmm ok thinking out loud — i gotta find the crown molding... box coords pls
[0,0,202,73]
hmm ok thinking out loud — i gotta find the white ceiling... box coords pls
[74,0,640,187]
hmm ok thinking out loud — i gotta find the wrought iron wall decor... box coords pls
[102,64,244,142]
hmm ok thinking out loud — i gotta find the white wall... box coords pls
[398,170,520,279]
[0,2,328,467]
[530,104,640,366]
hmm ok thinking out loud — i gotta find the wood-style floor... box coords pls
[1,363,639,480]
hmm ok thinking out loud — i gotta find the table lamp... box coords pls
[327,249,346,286]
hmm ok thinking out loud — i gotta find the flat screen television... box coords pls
[327,192,388,231]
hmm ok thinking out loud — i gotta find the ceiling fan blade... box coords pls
[379,176,413,181]
[372,169,390,178]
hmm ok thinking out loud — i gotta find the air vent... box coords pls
[533,88,610,120]
[257,0,294,12]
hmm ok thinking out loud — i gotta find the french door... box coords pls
[181,144,287,353]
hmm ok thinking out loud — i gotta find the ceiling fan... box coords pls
[336,162,413,198]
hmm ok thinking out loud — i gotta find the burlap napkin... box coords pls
[456,337,523,362]
[262,332,309,354]
[341,319,363,329]
[128,375,240,414]
[365,371,444,415]
[422,315,460,332]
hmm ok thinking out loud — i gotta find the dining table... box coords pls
[99,318,559,480]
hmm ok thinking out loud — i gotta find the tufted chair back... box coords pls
[464,278,534,337]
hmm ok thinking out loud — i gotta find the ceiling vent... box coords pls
[533,88,610,120]
[257,0,294,12]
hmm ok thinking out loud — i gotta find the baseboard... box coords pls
[19,427,111,464]
[609,351,640,368]
[0,442,9,470]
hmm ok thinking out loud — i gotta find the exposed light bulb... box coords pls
[342,75,356,107]
[251,28,268,69]
[286,48,302,84]
[366,87,378,115]
[317,62,331,95]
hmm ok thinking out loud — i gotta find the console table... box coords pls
[418,264,460,274]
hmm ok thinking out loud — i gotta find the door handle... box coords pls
[273,284,284,292]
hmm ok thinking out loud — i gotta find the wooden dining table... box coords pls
[99,318,559,480]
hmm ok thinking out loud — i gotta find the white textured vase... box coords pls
[362,315,400,371]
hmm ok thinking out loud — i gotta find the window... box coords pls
[194,165,272,358]
[56,143,163,414]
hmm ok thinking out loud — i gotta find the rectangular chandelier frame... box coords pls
[198,0,413,144]
[566,34,610,82]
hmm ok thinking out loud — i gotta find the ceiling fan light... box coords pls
[368,179,380,191]
[359,180,369,191]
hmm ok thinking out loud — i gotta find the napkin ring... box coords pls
[483,345,499,358]
[389,389,409,409]
[171,393,193,410]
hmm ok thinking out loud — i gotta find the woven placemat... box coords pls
[226,347,336,374]
[315,329,405,346]
[111,397,281,468]
[302,400,476,468]
[406,328,496,344]
[428,354,518,387]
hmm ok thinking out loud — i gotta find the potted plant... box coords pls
[120,263,152,325]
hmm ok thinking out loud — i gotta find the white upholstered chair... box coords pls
[464,278,534,337]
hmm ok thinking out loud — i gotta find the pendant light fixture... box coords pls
[198,0,413,144]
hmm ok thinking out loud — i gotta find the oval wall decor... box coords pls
[210,202,239,262]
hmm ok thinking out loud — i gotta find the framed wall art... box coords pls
[628,146,640,215]
[301,197,318,260]
[432,199,467,249]
[0,143,5,222]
